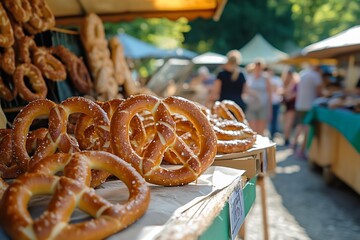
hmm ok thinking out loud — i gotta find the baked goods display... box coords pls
[0,2,261,239]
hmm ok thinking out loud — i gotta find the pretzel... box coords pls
[12,99,57,172]
[109,37,126,85]
[211,100,246,123]
[3,0,32,23]
[0,75,16,101]
[34,97,111,165]
[0,177,7,199]
[80,13,106,52]
[24,0,55,35]
[0,2,14,48]
[17,36,36,63]
[0,128,22,178]
[217,135,257,154]
[33,47,67,81]
[110,94,217,186]
[51,45,93,94]
[1,152,150,240]
[13,63,48,101]
[1,47,16,75]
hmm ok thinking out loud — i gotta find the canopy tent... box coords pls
[192,52,227,65]
[118,33,197,59]
[46,0,228,26]
[239,34,288,65]
[301,25,360,58]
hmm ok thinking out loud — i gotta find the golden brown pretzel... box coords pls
[13,63,48,101]
[24,0,55,35]
[17,36,36,63]
[217,135,257,154]
[0,128,22,178]
[211,100,246,123]
[80,13,106,52]
[33,47,67,81]
[34,97,111,164]
[3,0,32,23]
[0,75,16,101]
[0,177,7,199]
[110,94,217,186]
[12,99,57,172]
[1,151,150,240]
[51,45,93,94]
[109,37,126,85]
[0,2,14,48]
[0,47,16,75]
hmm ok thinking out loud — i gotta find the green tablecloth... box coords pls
[304,106,360,153]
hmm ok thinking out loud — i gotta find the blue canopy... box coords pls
[117,33,197,59]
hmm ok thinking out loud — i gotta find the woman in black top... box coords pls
[211,50,248,111]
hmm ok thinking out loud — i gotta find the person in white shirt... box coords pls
[293,64,322,158]
[265,67,283,140]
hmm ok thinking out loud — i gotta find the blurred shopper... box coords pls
[190,66,215,107]
[281,68,299,146]
[265,67,283,140]
[211,50,248,111]
[293,64,322,158]
[245,59,272,136]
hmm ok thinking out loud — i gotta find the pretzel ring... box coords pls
[34,97,111,164]
[24,0,55,35]
[33,47,67,81]
[13,63,48,101]
[217,135,257,154]
[1,153,150,240]
[0,129,22,178]
[3,0,32,23]
[12,99,57,172]
[1,47,16,75]
[0,75,16,102]
[211,100,246,123]
[52,45,93,94]
[110,94,217,186]
[81,13,106,52]
[17,36,36,63]
[0,2,14,48]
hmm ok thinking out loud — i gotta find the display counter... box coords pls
[305,106,360,194]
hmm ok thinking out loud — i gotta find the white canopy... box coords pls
[301,25,360,58]
[192,52,227,65]
[239,34,288,65]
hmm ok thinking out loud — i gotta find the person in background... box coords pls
[211,50,248,112]
[265,67,283,140]
[281,67,299,146]
[245,59,272,136]
[292,64,322,158]
[190,66,215,107]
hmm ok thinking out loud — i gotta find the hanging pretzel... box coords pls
[3,0,32,23]
[13,63,48,101]
[1,152,150,240]
[0,75,16,101]
[23,0,55,35]
[110,94,217,186]
[51,45,93,94]
[0,2,14,48]
[17,36,36,63]
[1,47,16,75]
[33,47,67,81]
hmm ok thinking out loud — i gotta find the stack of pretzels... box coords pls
[0,94,222,239]
[0,0,93,104]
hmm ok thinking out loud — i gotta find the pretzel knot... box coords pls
[0,151,150,240]
[34,97,111,164]
[110,94,217,186]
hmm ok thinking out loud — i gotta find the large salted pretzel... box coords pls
[110,94,217,186]
[33,97,111,164]
[0,151,150,240]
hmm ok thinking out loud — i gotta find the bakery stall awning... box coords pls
[46,0,228,26]
[301,25,360,58]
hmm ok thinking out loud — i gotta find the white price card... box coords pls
[229,182,245,240]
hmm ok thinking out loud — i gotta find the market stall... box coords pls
[0,1,278,239]
[305,106,360,194]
